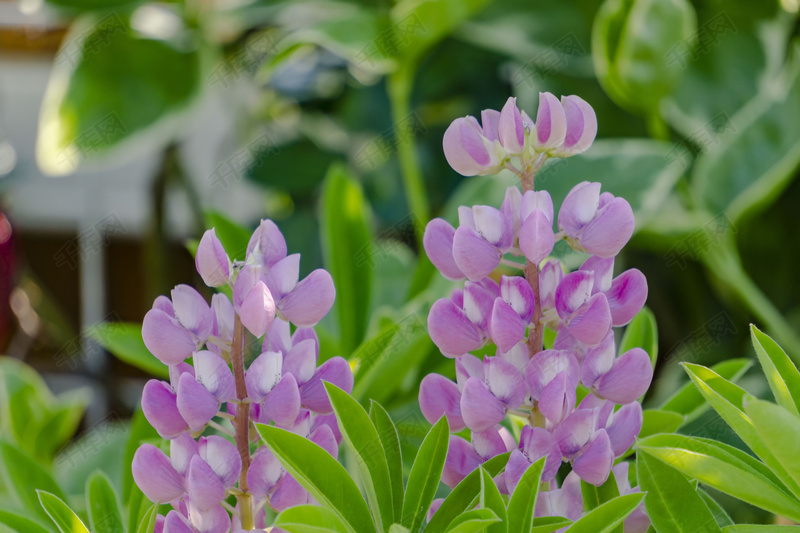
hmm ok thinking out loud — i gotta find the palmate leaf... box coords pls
[565,493,645,533]
[401,416,450,533]
[750,325,800,416]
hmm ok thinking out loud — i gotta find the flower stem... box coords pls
[231,314,254,530]
[522,171,544,358]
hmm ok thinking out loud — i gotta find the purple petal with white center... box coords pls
[521,190,554,225]
[246,219,287,268]
[519,210,555,265]
[263,318,292,354]
[142,309,196,365]
[428,298,484,357]
[240,281,276,338]
[572,429,614,486]
[443,116,497,176]
[534,92,567,150]
[566,293,612,346]
[553,409,595,459]
[292,327,319,350]
[142,379,188,439]
[501,275,536,323]
[171,285,213,340]
[473,205,512,251]
[460,377,507,432]
[484,355,527,410]
[557,95,597,156]
[169,363,194,390]
[606,269,648,326]
[442,436,482,488]
[186,455,226,510]
[247,448,283,502]
[198,435,241,489]
[580,197,635,258]
[490,298,527,353]
[525,349,580,400]
[452,225,501,282]
[264,254,300,302]
[555,270,595,319]
[264,373,302,427]
[170,432,198,476]
[580,255,615,293]
[309,423,339,457]
[423,219,464,280]
[606,401,643,457]
[283,339,318,385]
[501,186,523,238]
[538,372,576,424]
[481,109,500,141]
[455,353,484,390]
[189,504,230,533]
[196,229,231,288]
[176,374,219,432]
[592,348,653,404]
[299,356,353,414]
[193,351,234,402]
[519,426,563,482]
[498,97,525,154]
[152,295,174,315]
[458,206,475,229]
[211,293,234,342]
[163,511,193,533]
[539,259,564,311]
[580,332,615,388]
[278,269,335,327]
[558,181,600,236]
[271,474,311,511]
[419,374,466,432]
[472,427,510,460]
[497,341,528,373]
[132,444,185,503]
[463,281,496,333]
[245,350,282,403]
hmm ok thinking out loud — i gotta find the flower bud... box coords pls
[195,229,231,287]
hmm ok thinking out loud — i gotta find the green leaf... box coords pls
[619,307,658,368]
[38,14,200,176]
[324,383,394,530]
[531,517,574,533]
[592,0,697,114]
[659,358,751,424]
[639,409,685,439]
[0,509,52,533]
[272,505,349,533]
[204,211,252,259]
[444,509,501,533]
[506,457,546,533]
[369,401,405,520]
[135,504,158,533]
[44,0,142,13]
[582,472,621,522]
[37,491,89,533]
[33,389,89,460]
[320,163,373,355]
[89,322,168,379]
[0,441,65,523]
[257,424,373,533]
[126,488,148,533]
[389,526,411,533]
[401,416,450,533]
[424,452,511,533]
[697,488,734,527]
[86,471,123,533]
[722,526,800,532]
[565,493,646,533]
[692,61,800,221]
[637,450,722,532]
[478,467,507,533]
[637,434,800,521]
[751,325,800,416]
[746,399,800,498]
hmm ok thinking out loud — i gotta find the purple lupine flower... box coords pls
[579,255,648,327]
[558,182,635,258]
[428,281,498,357]
[532,92,567,152]
[498,97,526,155]
[555,270,612,346]
[535,471,583,522]
[419,373,466,432]
[505,426,563,491]
[552,95,598,157]
[518,190,555,265]
[613,462,651,533]
[453,205,513,281]
[442,425,514,488]
[195,229,231,288]
[581,333,653,404]
[443,115,506,176]
[460,356,527,432]
[525,349,580,424]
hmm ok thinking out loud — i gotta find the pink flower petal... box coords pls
[452,225,501,282]
[176,373,219,432]
[142,379,189,439]
[428,298,484,357]
[460,377,506,432]
[142,309,196,365]
[423,218,464,280]
[132,444,185,503]
[419,374,466,432]
[278,269,335,327]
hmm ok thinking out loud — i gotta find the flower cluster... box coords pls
[133,220,353,532]
[420,94,652,530]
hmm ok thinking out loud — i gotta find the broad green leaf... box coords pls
[320,164,373,355]
[33,389,89,460]
[401,416,450,533]
[697,488,734,527]
[582,472,621,517]
[639,409,685,439]
[257,424,373,532]
[506,457,546,533]
[272,505,349,533]
[204,211,252,259]
[89,322,168,379]
[723,526,800,532]
[444,509,501,533]
[135,504,158,533]
[619,307,658,368]
[637,450,721,532]
[638,435,800,521]
[659,359,751,424]
[692,61,800,221]
[126,488,148,533]
[531,516,573,533]
[389,526,411,533]
[324,383,394,530]
[37,491,89,533]
[0,441,65,523]
[478,467,507,533]
[746,399,800,497]
[0,358,52,445]
[565,493,645,533]
[0,509,51,533]
[37,14,200,176]
[369,401,405,520]
[751,325,800,416]
[86,471,123,533]
[592,0,697,114]
[424,452,511,533]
